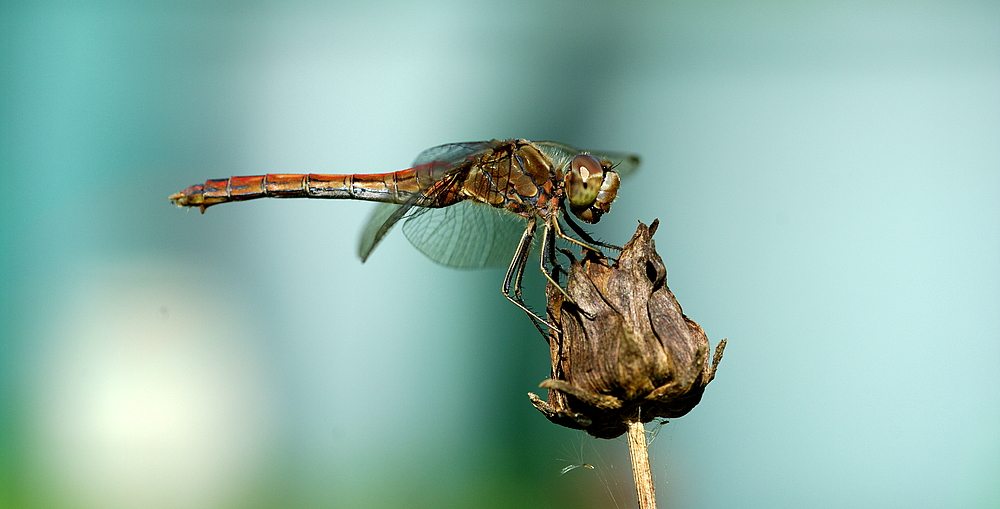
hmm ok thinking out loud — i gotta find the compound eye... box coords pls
[571,154,603,180]
[567,154,605,209]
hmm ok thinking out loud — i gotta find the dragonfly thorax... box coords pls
[565,154,621,224]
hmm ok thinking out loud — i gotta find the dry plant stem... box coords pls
[627,419,656,509]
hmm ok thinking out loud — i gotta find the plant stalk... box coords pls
[626,419,656,509]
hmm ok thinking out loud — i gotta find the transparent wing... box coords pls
[591,149,640,176]
[357,146,495,262]
[358,141,509,262]
[357,176,462,263]
[401,201,532,268]
[534,140,641,177]
[358,202,404,262]
[412,141,497,167]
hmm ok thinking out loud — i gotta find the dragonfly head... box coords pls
[565,154,621,224]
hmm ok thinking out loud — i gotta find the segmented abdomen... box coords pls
[169,162,454,212]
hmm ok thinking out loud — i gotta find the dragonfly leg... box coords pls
[553,218,603,255]
[557,246,577,263]
[561,211,623,253]
[503,216,561,334]
[545,224,570,278]
[541,222,596,321]
[554,216,622,271]
[553,247,576,277]
[539,221,577,304]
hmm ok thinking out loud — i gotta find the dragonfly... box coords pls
[169,139,639,332]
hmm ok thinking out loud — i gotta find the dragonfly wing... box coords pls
[590,149,641,176]
[534,140,641,177]
[412,141,497,167]
[358,140,512,263]
[358,144,498,262]
[401,201,531,268]
[358,202,406,262]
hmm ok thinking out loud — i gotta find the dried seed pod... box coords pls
[529,220,726,439]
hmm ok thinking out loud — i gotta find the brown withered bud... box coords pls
[529,220,726,439]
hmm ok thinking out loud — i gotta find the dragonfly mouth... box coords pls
[572,206,602,224]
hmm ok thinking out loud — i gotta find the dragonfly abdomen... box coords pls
[169,163,450,212]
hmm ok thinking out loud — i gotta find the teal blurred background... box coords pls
[2,1,998,508]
